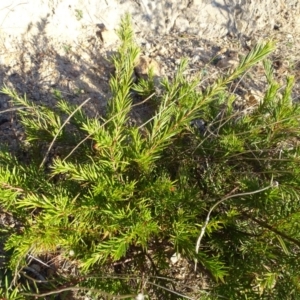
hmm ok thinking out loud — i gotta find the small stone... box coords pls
[170,252,181,264]
[191,55,200,63]
[191,119,206,133]
[97,24,119,47]
[158,46,168,56]
[136,293,145,300]
[134,55,161,79]
[175,58,181,65]
[175,273,186,279]
[144,42,152,51]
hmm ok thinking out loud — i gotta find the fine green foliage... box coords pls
[1,13,300,299]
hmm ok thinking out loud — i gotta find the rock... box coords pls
[97,24,119,47]
[158,45,168,56]
[170,252,181,265]
[136,294,145,300]
[134,55,162,79]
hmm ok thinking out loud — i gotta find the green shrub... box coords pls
[1,13,300,299]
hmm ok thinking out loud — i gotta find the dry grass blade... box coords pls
[194,183,275,271]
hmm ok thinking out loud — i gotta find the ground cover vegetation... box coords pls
[1,14,300,299]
